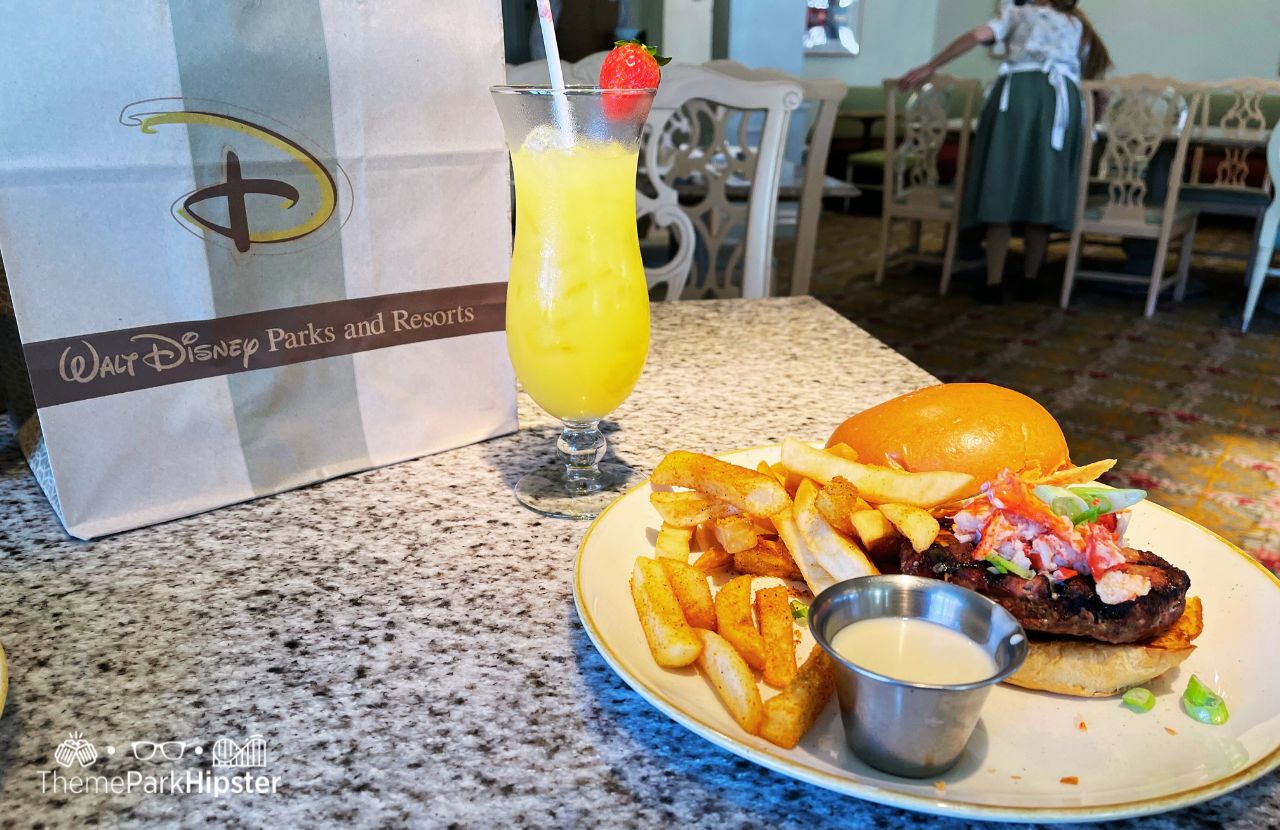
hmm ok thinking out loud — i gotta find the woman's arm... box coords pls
[899,25,995,90]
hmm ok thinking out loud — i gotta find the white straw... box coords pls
[535,0,573,141]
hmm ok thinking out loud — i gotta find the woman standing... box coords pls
[900,0,1111,303]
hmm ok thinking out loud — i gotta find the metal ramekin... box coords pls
[810,574,1027,778]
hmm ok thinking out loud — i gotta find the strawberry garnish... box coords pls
[599,40,670,119]
[600,40,670,90]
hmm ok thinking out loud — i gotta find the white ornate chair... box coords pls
[1179,78,1280,273]
[508,52,605,87]
[567,51,609,86]
[874,76,980,296]
[1244,123,1280,331]
[704,60,847,297]
[1060,75,1203,317]
[640,63,802,299]
[504,61,567,85]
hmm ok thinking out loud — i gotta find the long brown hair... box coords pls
[1049,0,1113,80]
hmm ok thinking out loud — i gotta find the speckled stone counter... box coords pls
[0,297,1275,828]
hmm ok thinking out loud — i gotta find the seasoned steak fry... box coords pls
[653,451,791,516]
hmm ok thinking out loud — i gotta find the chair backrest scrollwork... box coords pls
[882,77,978,211]
[1187,77,1280,193]
[640,64,801,299]
[1082,75,1200,225]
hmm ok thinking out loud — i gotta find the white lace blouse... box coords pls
[988,5,1084,76]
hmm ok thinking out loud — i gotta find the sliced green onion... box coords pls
[790,600,809,622]
[1182,674,1229,725]
[1051,497,1087,518]
[1074,505,1104,525]
[1069,486,1146,513]
[1033,485,1146,526]
[1122,687,1156,713]
[1034,485,1088,519]
[986,554,1034,579]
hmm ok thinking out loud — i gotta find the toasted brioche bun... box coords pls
[1006,597,1204,697]
[828,383,1071,485]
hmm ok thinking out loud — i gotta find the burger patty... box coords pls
[900,530,1190,644]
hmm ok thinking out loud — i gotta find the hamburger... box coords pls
[832,383,1202,698]
[828,382,1071,484]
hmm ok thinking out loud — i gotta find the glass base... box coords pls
[514,462,640,520]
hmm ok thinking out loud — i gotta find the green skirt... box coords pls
[960,72,1083,231]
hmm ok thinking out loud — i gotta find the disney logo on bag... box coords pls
[57,332,261,384]
[120,98,353,254]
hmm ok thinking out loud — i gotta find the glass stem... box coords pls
[558,419,606,494]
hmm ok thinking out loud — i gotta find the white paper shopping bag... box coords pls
[0,0,516,538]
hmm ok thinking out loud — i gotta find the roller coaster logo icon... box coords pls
[211,735,268,769]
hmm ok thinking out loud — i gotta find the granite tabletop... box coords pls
[0,296,1275,829]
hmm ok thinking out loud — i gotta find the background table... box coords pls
[0,297,1275,827]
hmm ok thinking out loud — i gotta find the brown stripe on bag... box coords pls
[24,282,506,408]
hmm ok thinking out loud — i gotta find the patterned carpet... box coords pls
[782,213,1280,576]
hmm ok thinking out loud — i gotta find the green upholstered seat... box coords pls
[845,148,886,168]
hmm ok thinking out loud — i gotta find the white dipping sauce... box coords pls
[830,617,997,685]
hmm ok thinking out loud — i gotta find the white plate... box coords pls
[574,445,1280,823]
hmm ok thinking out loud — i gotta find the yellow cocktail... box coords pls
[492,85,655,518]
[506,141,649,421]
